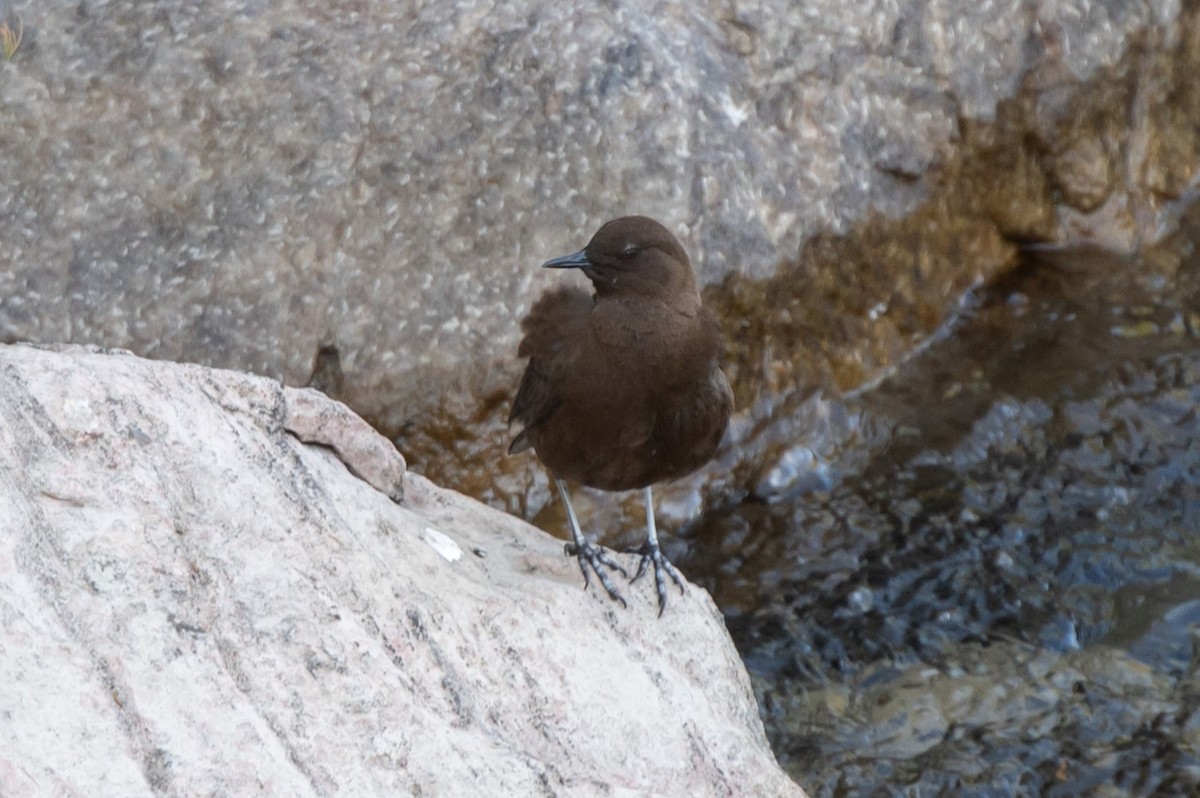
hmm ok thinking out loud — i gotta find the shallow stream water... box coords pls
[681,209,1200,795]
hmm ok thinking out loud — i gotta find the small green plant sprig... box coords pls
[1,15,23,61]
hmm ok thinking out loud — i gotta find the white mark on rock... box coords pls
[419,527,462,563]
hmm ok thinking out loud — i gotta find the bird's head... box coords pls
[543,216,698,302]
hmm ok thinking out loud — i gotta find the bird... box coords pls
[508,216,733,614]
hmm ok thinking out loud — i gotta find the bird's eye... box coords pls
[621,244,639,260]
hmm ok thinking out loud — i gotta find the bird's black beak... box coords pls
[542,249,591,270]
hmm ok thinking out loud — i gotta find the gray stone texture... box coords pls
[0,343,802,797]
[0,0,1172,432]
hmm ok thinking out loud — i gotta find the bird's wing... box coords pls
[508,286,593,445]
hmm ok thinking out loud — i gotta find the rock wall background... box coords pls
[1,0,1185,463]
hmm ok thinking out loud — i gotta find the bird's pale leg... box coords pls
[556,478,628,606]
[630,485,686,615]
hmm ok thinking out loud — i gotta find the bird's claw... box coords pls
[564,541,629,607]
[629,542,685,616]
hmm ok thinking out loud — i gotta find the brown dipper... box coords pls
[509,216,732,613]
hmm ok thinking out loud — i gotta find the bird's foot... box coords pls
[629,541,686,616]
[564,541,629,607]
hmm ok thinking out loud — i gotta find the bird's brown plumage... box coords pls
[509,216,732,492]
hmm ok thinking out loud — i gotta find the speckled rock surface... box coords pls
[0,0,1173,438]
[0,343,801,797]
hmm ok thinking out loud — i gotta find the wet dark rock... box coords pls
[682,220,1200,794]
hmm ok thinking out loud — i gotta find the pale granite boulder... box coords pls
[0,344,802,797]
